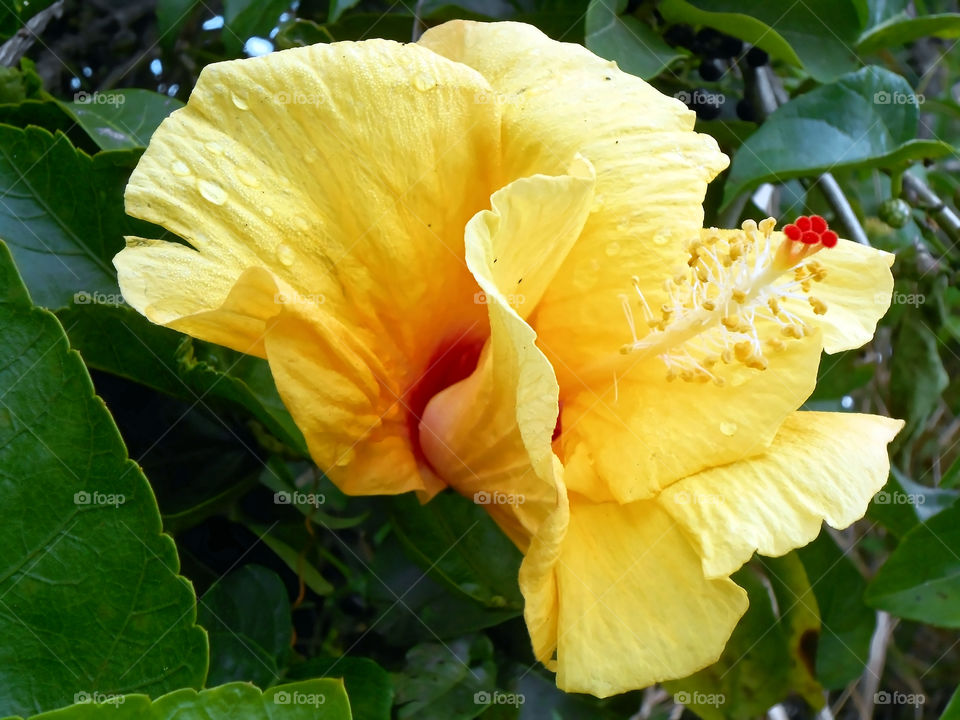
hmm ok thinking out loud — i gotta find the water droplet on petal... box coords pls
[653,229,673,246]
[720,421,737,436]
[304,147,318,164]
[231,92,249,110]
[237,170,259,187]
[263,206,274,217]
[205,141,224,155]
[172,160,191,176]
[605,241,621,257]
[197,179,227,205]
[293,215,309,232]
[276,244,295,266]
[414,73,436,91]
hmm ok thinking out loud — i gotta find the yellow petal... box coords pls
[420,20,729,379]
[115,240,276,356]
[421,161,594,544]
[116,40,506,495]
[788,238,895,353]
[119,38,500,370]
[553,497,747,696]
[660,412,904,579]
[559,330,823,503]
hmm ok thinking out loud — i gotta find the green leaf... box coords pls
[943,684,960,720]
[797,533,875,689]
[858,13,960,53]
[156,0,202,49]
[223,0,290,54]
[288,657,393,720]
[659,0,863,82]
[722,66,953,206]
[664,557,821,719]
[392,636,495,720]
[244,520,335,596]
[328,0,362,23]
[389,491,523,612]
[5,680,351,719]
[61,90,183,151]
[0,241,207,717]
[865,502,960,626]
[56,304,307,457]
[809,350,876,401]
[0,126,155,309]
[198,565,292,688]
[889,307,948,439]
[585,0,685,79]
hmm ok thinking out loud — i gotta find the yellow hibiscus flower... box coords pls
[114,20,902,697]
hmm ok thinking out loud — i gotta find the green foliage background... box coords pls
[0,0,959,718]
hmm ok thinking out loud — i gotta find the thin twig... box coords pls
[0,0,64,67]
[751,66,872,246]
[902,172,960,245]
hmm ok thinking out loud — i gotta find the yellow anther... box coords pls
[808,296,828,315]
[731,289,747,304]
[745,354,769,371]
[782,324,805,339]
[741,219,758,234]
[696,266,709,282]
[703,355,719,368]
[712,375,726,387]
[729,244,744,261]
[734,341,753,361]
[766,337,786,351]
[721,348,734,364]
[702,299,716,311]
[767,297,781,315]
[721,315,741,330]
[801,280,811,292]
[758,217,777,235]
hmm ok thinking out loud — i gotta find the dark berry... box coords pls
[664,24,695,49]
[695,28,743,58]
[698,58,725,81]
[879,198,912,228]
[746,45,769,67]
[736,98,758,122]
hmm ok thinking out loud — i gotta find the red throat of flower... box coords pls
[405,336,485,472]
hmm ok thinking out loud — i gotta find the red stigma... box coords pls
[784,215,837,249]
